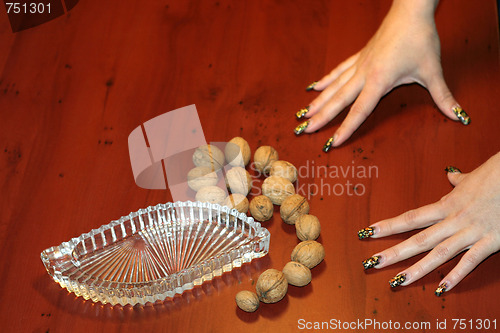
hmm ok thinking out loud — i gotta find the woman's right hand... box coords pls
[295,0,470,151]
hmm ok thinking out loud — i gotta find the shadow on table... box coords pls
[34,256,271,322]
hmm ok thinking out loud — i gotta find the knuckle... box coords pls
[463,249,480,267]
[350,103,370,118]
[413,231,429,247]
[434,244,450,259]
[402,209,418,226]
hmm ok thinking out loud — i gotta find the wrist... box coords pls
[390,0,439,20]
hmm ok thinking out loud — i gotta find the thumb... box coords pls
[445,166,467,187]
[426,74,470,125]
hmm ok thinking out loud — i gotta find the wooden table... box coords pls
[1,1,499,332]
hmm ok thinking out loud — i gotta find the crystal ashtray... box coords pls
[41,201,271,306]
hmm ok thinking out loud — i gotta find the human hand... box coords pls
[358,152,500,296]
[294,0,470,152]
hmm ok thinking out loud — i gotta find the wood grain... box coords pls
[0,0,499,332]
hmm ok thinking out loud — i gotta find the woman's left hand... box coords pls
[359,152,500,295]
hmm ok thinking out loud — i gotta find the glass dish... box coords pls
[40,201,271,306]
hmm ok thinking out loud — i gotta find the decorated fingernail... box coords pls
[452,107,470,125]
[296,106,310,119]
[306,81,318,91]
[445,166,461,173]
[434,282,447,296]
[322,136,334,153]
[294,120,309,135]
[389,273,406,288]
[362,256,380,270]
[357,227,374,240]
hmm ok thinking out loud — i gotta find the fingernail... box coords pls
[296,106,310,119]
[294,120,310,135]
[389,273,406,288]
[306,81,318,91]
[444,166,461,173]
[322,136,334,153]
[452,107,470,125]
[362,256,380,270]
[357,227,375,240]
[434,282,448,296]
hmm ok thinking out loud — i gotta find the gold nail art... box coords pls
[294,120,309,135]
[357,227,374,240]
[389,273,406,288]
[306,81,318,91]
[444,166,461,173]
[322,136,334,153]
[435,283,447,296]
[296,106,309,119]
[452,107,470,125]
[362,256,380,270]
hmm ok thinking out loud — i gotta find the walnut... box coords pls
[261,176,295,205]
[291,240,325,269]
[295,214,321,241]
[225,137,251,167]
[225,167,253,195]
[255,269,288,304]
[269,160,298,183]
[224,193,249,214]
[192,144,225,171]
[249,195,274,222]
[195,185,227,206]
[253,146,279,175]
[235,290,259,312]
[280,194,310,225]
[282,261,312,287]
[187,166,219,192]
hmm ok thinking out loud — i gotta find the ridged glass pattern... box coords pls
[41,201,270,306]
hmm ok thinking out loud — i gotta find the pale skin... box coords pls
[304,0,461,146]
[369,152,500,292]
[303,0,500,293]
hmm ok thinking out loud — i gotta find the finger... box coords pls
[305,75,363,132]
[390,229,479,286]
[314,53,360,91]
[306,66,356,117]
[368,201,447,239]
[330,83,386,147]
[447,171,468,187]
[373,221,457,268]
[426,73,469,124]
[435,237,500,295]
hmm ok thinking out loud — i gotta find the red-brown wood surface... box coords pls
[1,1,499,332]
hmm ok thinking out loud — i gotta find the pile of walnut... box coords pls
[187,137,325,313]
[238,141,324,313]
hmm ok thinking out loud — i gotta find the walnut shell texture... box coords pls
[195,185,227,205]
[235,290,260,312]
[295,214,321,241]
[280,194,310,225]
[253,146,279,174]
[255,269,288,304]
[291,240,325,269]
[226,167,252,195]
[282,261,312,287]
[269,160,298,183]
[261,176,295,205]
[192,144,225,171]
[224,193,249,214]
[249,195,274,222]
[225,137,251,167]
[187,166,218,192]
